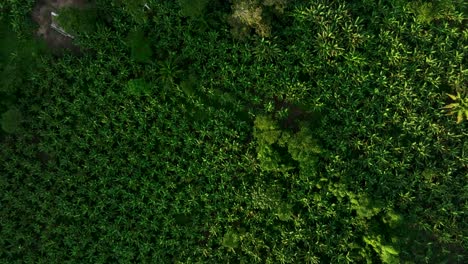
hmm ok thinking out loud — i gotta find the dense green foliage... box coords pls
[0,20,45,137]
[56,6,99,36]
[1,0,467,263]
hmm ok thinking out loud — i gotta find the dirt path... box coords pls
[32,0,88,52]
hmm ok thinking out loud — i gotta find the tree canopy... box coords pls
[1,0,467,263]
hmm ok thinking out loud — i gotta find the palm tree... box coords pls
[156,54,183,88]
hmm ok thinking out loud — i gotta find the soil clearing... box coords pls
[32,0,88,53]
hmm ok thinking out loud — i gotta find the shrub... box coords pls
[253,115,322,174]
[228,0,287,38]
[442,91,468,123]
[0,108,22,133]
[56,7,98,35]
[125,28,152,63]
[126,78,152,96]
[178,0,209,18]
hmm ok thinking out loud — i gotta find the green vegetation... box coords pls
[0,20,45,137]
[56,6,98,35]
[1,0,467,263]
[443,92,468,123]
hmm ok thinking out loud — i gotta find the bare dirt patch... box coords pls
[32,0,88,53]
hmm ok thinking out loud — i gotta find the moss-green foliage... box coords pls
[253,115,322,175]
[1,0,467,263]
[178,0,209,18]
[407,0,464,24]
[0,108,22,133]
[0,21,45,135]
[56,7,98,35]
[0,22,44,93]
[253,115,292,172]
[364,235,400,264]
[125,78,152,96]
[125,28,152,63]
[222,230,240,249]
